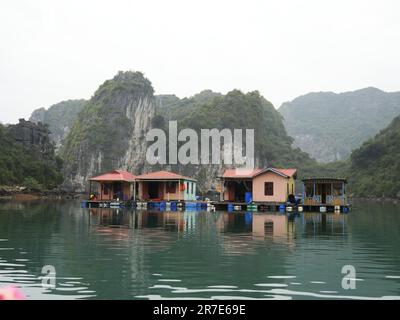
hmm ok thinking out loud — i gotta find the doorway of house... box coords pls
[113,182,122,200]
[234,181,252,202]
[148,182,159,199]
[321,184,327,204]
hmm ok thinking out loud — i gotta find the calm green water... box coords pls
[0,200,400,300]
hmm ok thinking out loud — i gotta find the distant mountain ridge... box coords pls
[30,99,87,151]
[279,87,400,163]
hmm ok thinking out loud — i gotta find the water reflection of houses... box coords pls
[252,214,294,239]
[88,209,347,241]
[301,212,347,236]
[212,212,297,256]
[215,212,296,241]
[88,209,198,235]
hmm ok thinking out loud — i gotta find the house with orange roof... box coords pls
[220,168,297,203]
[136,170,197,201]
[89,170,137,201]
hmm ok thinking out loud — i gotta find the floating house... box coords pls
[89,170,137,201]
[220,168,297,203]
[136,170,197,201]
[302,178,347,206]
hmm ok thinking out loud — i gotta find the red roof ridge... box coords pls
[90,169,136,182]
[222,167,297,178]
[136,170,196,181]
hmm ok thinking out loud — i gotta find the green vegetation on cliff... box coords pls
[0,124,63,190]
[156,89,321,175]
[349,115,400,198]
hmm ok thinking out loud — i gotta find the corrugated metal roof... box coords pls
[89,170,136,182]
[136,170,196,181]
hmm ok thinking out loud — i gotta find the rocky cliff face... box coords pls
[8,119,55,161]
[1,120,63,189]
[29,100,86,151]
[29,108,46,123]
[61,71,155,191]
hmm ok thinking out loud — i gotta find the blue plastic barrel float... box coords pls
[170,202,177,211]
[245,192,252,204]
[279,204,286,213]
[227,203,234,212]
[159,201,166,211]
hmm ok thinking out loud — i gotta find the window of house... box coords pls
[166,181,177,193]
[264,182,274,196]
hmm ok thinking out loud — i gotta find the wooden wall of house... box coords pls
[252,172,291,203]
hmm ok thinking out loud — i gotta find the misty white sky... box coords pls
[1,0,399,124]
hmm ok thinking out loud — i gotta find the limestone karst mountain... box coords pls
[279,87,400,163]
[60,71,315,192]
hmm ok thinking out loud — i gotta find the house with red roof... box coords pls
[136,170,197,201]
[89,170,137,201]
[220,168,297,203]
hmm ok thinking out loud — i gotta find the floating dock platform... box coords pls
[81,199,350,213]
[81,200,214,211]
[211,202,350,213]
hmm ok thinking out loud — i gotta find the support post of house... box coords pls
[179,180,182,201]
[313,180,316,203]
[89,181,92,197]
[342,181,345,205]
[133,181,136,202]
[220,179,224,202]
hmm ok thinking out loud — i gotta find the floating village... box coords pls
[81,168,350,214]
